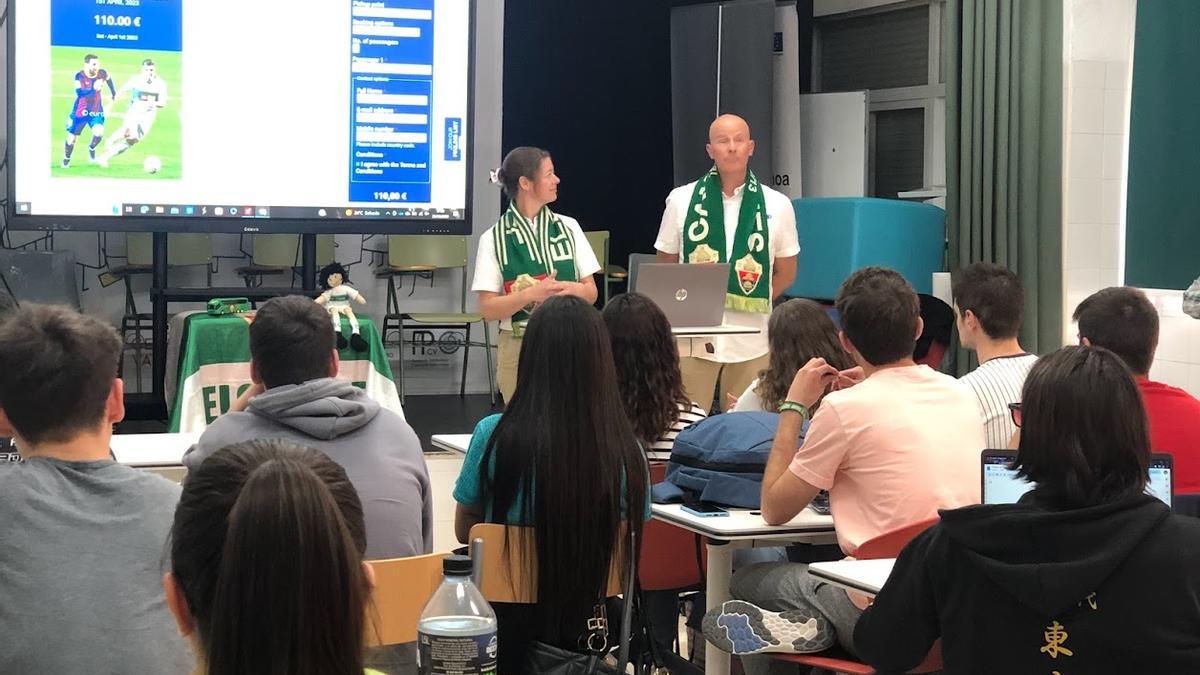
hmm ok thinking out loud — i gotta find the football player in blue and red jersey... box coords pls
[62,54,116,168]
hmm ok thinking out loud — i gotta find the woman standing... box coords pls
[471,147,600,403]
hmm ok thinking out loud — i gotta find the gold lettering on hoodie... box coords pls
[1040,621,1074,659]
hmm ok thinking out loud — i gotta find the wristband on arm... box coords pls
[778,400,810,423]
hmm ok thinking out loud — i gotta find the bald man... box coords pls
[655,115,799,412]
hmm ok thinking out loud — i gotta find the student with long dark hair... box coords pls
[603,292,706,452]
[855,346,1200,673]
[454,295,650,673]
[164,439,376,675]
[729,298,855,412]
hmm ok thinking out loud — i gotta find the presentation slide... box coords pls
[8,0,471,227]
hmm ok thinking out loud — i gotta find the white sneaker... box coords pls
[702,600,835,655]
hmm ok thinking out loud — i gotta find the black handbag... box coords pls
[522,640,624,675]
[521,530,638,675]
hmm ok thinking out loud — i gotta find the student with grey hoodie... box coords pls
[183,294,432,560]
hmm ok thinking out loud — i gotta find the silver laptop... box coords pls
[982,449,1174,507]
[635,263,729,328]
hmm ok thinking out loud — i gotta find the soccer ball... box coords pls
[144,156,162,174]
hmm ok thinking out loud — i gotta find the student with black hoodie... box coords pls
[854,345,1200,673]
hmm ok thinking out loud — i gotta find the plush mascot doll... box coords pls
[316,262,368,351]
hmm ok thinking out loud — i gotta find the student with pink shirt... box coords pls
[702,267,986,668]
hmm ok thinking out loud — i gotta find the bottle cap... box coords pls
[444,554,473,576]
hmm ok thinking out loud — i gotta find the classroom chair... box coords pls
[365,552,448,646]
[771,517,943,674]
[470,523,640,674]
[625,253,659,292]
[120,233,214,387]
[584,230,624,306]
[641,463,707,591]
[377,235,496,404]
[235,234,336,288]
[468,523,625,603]
[641,462,708,661]
[914,295,953,371]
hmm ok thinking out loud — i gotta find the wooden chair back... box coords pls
[366,552,448,645]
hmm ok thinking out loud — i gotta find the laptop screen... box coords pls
[1147,458,1173,505]
[982,454,1033,505]
[982,451,1173,507]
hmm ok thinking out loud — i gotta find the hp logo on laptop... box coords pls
[675,288,688,302]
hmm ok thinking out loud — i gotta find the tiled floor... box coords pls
[403,393,503,451]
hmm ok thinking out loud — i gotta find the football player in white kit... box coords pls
[97,59,168,168]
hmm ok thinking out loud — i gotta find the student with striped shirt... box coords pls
[603,292,706,456]
[953,263,1038,449]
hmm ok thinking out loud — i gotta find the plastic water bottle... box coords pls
[418,555,498,675]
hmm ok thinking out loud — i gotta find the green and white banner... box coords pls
[168,314,403,433]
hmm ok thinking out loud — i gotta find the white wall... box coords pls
[0,1,504,396]
[1063,0,1200,396]
[1062,0,1134,333]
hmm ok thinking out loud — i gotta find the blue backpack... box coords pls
[652,411,805,509]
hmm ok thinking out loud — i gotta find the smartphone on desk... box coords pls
[809,490,831,515]
[681,502,729,517]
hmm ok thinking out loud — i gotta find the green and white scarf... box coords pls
[494,203,579,334]
[681,167,771,314]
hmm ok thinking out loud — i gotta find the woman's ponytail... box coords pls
[170,440,369,675]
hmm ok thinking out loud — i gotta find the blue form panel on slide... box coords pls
[349,0,437,204]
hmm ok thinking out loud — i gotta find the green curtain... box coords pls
[945,0,1063,369]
